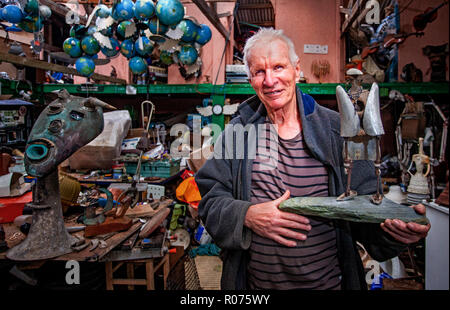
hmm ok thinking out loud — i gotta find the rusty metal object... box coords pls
[6,89,115,261]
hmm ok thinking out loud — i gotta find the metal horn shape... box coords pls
[336,85,360,137]
[52,88,71,100]
[363,83,385,136]
[83,98,117,110]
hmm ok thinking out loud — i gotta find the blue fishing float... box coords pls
[195,24,212,45]
[155,0,184,26]
[75,57,96,77]
[134,0,155,20]
[129,56,148,75]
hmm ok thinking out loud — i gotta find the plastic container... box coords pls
[0,191,32,223]
[125,159,181,178]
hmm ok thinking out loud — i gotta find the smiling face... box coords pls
[247,39,300,113]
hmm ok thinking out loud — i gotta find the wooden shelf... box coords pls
[1,79,448,98]
[38,82,450,96]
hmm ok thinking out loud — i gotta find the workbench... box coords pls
[102,246,171,290]
[0,208,175,290]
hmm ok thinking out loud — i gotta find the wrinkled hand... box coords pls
[381,204,430,244]
[244,190,311,247]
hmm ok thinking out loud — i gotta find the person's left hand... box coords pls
[380,204,430,244]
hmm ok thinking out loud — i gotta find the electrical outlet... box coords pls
[319,45,328,54]
[304,44,328,54]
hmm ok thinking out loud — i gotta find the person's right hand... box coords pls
[244,190,311,247]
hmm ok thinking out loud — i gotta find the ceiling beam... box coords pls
[238,4,273,10]
[191,0,231,39]
[341,0,366,35]
[0,51,126,84]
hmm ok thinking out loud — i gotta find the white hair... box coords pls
[243,28,299,78]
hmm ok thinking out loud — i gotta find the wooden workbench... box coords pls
[0,216,173,290]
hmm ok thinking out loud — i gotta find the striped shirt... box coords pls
[247,123,342,290]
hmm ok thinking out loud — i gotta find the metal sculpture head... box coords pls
[25,89,116,177]
[6,90,116,261]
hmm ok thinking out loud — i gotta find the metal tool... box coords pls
[112,101,156,222]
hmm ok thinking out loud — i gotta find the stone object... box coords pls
[279,195,429,225]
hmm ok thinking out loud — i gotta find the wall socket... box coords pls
[304,44,328,54]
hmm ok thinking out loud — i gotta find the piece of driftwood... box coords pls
[139,208,171,239]
[125,199,173,218]
[84,216,133,238]
[279,195,429,225]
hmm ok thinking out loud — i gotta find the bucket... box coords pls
[59,173,81,213]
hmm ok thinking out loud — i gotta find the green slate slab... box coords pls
[279,195,429,225]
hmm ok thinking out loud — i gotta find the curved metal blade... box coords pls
[336,85,360,137]
[363,83,385,136]
[83,98,116,111]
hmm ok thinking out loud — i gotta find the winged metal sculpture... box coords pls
[196,103,240,117]
[336,71,385,204]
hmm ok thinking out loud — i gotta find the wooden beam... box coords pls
[238,4,273,10]
[191,0,230,39]
[341,0,366,34]
[0,51,126,84]
[42,43,63,53]
[217,11,232,18]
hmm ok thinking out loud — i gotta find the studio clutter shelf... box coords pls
[1,79,448,97]
[38,82,450,96]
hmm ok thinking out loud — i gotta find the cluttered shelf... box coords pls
[1,78,449,97]
[35,82,450,96]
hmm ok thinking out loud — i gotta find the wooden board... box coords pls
[126,199,174,218]
[56,221,143,262]
[0,219,145,262]
[0,52,126,85]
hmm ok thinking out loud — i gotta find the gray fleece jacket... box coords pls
[195,87,406,290]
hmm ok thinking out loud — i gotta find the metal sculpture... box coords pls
[336,69,385,204]
[6,89,115,261]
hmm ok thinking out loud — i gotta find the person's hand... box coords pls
[244,190,311,247]
[380,204,430,244]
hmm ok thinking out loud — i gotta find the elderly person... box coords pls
[195,28,430,290]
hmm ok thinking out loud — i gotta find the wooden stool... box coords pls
[105,253,170,290]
